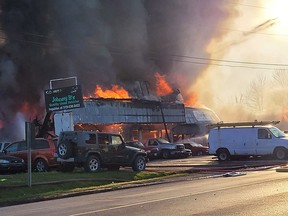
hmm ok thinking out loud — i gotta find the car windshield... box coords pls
[157,138,169,144]
[268,127,286,138]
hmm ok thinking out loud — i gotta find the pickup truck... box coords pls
[145,138,191,159]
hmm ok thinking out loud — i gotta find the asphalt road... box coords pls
[2,168,288,215]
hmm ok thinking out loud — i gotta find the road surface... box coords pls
[2,168,288,215]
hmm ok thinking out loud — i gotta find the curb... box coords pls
[276,167,288,172]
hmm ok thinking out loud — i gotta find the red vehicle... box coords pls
[183,142,209,156]
[3,138,58,172]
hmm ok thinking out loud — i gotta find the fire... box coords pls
[20,101,42,120]
[184,91,199,107]
[155,72,173,96]
[95,84,130,99]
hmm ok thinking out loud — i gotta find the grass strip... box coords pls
[0,170,187,205]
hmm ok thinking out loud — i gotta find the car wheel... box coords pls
[57,141,73,159]
[84,155,101,172]
[59,163,75,172]
[162,151,170,159]
[217,149,230,161]
[196,151,203,156]
[35,158,48,172]
[132,155,146,171]
[274,147,287,160]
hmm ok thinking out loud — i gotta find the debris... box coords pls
[222,172,246,177]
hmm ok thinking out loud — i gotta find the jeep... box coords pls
[56,131,147,172]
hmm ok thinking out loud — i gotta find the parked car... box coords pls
[3,138,58,172]
[208,122,288,161]
[144,138,191,159]
[56,131,148,172]
[0,142,11,152]
[183,142,209,156]
[126,141,160,159]
[125,141,145,149]
[0,154,26,173]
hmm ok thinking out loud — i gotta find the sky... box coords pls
[1,0,288,139]
[193,0,288,128]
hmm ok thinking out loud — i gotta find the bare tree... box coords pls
[272,69,288,122]
[273,69,288,88]
[245,74,266,112]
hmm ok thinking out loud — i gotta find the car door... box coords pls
[146,139,158,151]
[5,141,27,162]
[107,134,126,164]
[97,133,112,164]
[256,128,273,155]
[32,139,51,163]
[82,132,98,155]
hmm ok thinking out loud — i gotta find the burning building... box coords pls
[50,97,219,144]
[39,73,219,143]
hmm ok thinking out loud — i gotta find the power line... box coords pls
[1,34,285,71]
[148,57,278,71]
[234,2,269,10]
[0,21,287,71]
[169,54,288,67]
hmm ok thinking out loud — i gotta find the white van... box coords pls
[208,122,288,161]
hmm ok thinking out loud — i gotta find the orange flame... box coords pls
[184,91,199,107]
[20,101,41,119]
[155,72,173,96]
[95,84,130,98]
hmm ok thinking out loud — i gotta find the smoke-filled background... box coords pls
[0,0,288,140]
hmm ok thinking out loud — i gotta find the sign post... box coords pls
[26,122,34,187]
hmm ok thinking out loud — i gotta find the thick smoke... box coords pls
[0,0,234,140]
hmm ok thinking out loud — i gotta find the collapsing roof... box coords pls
[53,98,219,137]
[185,107,220,124]
[63,98,186,124]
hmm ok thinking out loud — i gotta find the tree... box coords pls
[245,74,266,112]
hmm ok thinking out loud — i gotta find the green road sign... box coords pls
[44,85,84,112]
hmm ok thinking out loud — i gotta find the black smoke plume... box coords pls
[0,0,233,140]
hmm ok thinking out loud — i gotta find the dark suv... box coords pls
[3,138,58,172]
[56,131,147,172]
